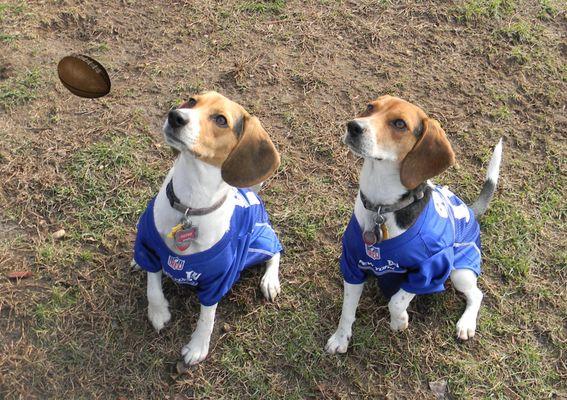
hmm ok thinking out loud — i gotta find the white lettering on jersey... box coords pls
[436,186,470,222]
[432,190,449,218]
[245,191,261,206]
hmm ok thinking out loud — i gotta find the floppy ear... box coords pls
[221,116,280,188]
[400,118,455,190]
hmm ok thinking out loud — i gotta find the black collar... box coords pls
[360,186,425,215]
[166,179,227,216]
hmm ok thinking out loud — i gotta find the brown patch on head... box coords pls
[359,95,429,161]
[178,91,280,187]
[357,95,455,188]
[180,91,245,167]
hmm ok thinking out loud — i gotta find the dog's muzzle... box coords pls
[344,120,364,149]
[168,109,189,129]
[346,120,363,138]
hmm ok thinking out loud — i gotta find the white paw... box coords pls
[148,300,171,332]
[456,312,477,340]
[260,272,281,301]
[325,329,351,354]
[181,336,210,365]
[390,311,409,332]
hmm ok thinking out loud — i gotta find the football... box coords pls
[57,54,111,98]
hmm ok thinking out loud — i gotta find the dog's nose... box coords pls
[168,109,189,129]
[347,120,363,137]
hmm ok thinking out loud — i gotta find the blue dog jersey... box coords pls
[134,188,283,306]
[340,186,481,298]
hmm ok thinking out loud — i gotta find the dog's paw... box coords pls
[389,311,409,332]
[181,336,210,365]
[260,272,281,301]
[148,301,171,332]
[456,312,477,340]
[325,329,351,354]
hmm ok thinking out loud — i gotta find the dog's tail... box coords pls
[470,138,503,217]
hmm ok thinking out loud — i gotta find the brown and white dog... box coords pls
[326,95,502,353]
[132,91,282,365]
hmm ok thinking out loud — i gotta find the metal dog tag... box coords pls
[363,230,377,245]
[174,225,198,251]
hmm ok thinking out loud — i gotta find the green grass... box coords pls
[239,0,286,14]
[490,105,511,121]
[497,21,539,44]
[457,0,516,22]
[34,287,79,331]
[537,0,559,19]
[0,33,17,42]
[0,2,25,21]
[44,133,162,241]
[0,68,41,109]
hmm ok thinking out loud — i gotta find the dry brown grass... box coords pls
[0,0,565,398]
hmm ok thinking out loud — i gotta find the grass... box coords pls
[0,0,566,399]
[239,0,286,14]
[497,21,539,44]
[537,0,559,19]
[0,68,41,109]
[456,0,516,22]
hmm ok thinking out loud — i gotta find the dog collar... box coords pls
[359,188,425,215]
[166,179,227,216]
[360,187,425,245]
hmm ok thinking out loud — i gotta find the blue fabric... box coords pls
[134,188,283,306]
[340,186,481,298]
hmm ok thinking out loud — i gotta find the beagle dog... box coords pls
[326,95,503,354]
[132,91,282,366]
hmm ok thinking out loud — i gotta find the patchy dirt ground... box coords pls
[0,0,565,398]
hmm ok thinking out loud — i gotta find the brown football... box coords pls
[57,54,111,98]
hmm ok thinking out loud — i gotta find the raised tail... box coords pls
[471,138,503,217]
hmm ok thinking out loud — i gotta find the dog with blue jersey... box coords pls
[131,91,282,366]
[326,95,503,354]
[134,188,283,307]
[340,185,481,299]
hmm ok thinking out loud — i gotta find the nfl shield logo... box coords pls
[167,255,185,271]
[365,244,381,260]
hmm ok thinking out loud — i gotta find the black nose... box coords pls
[168,109,189,129]
[347,120,363,137]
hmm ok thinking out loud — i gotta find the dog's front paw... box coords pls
[456,312,477,340]
[148,300,171,332]
[181,336,210,365]
[260,272,281,301]
[390,311,409,332]
[325,329,351,354]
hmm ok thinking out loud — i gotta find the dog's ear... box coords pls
[221,116,280,188]
[400,118,455,189]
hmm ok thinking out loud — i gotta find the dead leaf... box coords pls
[7,271,32,279]
[52,229,66,240]
[429,379,448,399]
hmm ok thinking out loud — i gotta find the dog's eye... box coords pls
[366,104,374,112]
[393,119,406,130]
[187,98,197,107]
[214,115,228,127]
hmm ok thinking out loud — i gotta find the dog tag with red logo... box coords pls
[174,226,198,251]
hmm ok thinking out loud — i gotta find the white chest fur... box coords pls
[153,152,235,256]
[354,159,411,240]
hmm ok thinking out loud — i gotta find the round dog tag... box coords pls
[363,230,377,245]
[174,226,198,251]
